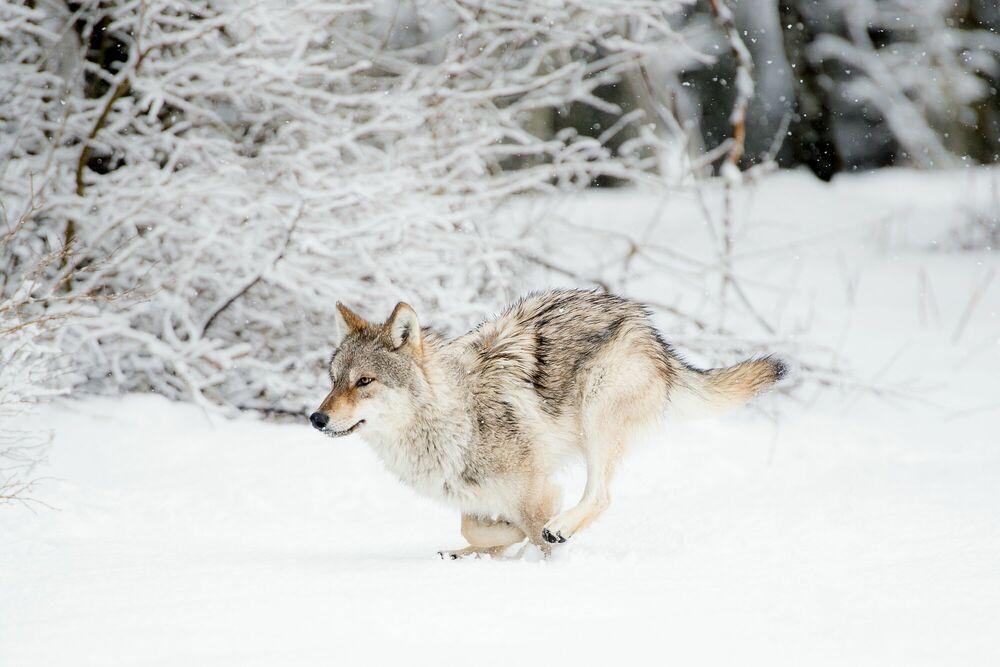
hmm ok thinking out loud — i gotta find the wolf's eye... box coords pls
[355,377,374,388]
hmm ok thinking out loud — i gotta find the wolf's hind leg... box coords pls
[541,438,619,544]
[543,358,664,544]
[438,514,525,559]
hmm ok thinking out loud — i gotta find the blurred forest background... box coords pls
[2,0,999,501]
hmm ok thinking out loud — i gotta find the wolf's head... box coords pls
[309,301,425,440]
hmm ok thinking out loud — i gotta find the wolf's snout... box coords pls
[309,412,329,430]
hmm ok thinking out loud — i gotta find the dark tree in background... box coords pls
[777,0,844,180]
[770,0,997,174]
[569,0,1000,182]
[963,0,1000,163]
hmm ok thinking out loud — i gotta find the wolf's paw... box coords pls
[543,508,590,544]
[542,515,576,543]
[541,527,567,544]
[437,550,461,560]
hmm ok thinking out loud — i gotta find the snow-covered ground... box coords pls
[2,168,999,665]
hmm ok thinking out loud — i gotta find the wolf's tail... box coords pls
[666,357,786,420]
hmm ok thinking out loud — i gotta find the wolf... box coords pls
[310,289,785,558]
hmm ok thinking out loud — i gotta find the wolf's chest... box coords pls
[368,437,508,515]
[369,436,463,493]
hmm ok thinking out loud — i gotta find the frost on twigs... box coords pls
[0,0,693,415]
[0,177,119,507]
[0,212,69,508]
[0,328,57,508]
[719,161,742,187]
[807,0,999,168]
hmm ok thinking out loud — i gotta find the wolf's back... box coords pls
[666,357,786,419]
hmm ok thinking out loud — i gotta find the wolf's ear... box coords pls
[387,302,421,352]
[334,302,367,343]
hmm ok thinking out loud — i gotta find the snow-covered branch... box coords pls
[1,0,696,414]
[809,0,998,167]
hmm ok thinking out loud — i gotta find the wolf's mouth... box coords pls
[323,419,365,437]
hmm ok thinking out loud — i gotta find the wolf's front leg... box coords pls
[438,514,525,560]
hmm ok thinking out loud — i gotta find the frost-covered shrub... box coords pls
[0,211,70,505]
[1,1,693,413]
[809,0,1000,167]
[0,316,58,506]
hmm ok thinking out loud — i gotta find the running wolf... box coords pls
[309,290,785,558]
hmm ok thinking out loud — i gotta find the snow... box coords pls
[3,168,1000,665]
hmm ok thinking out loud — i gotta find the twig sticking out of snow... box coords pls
[951,269,996,344]
[700,0,764,333]
[707,0,754,173]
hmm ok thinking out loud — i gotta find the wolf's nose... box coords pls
[309,412,329,430]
